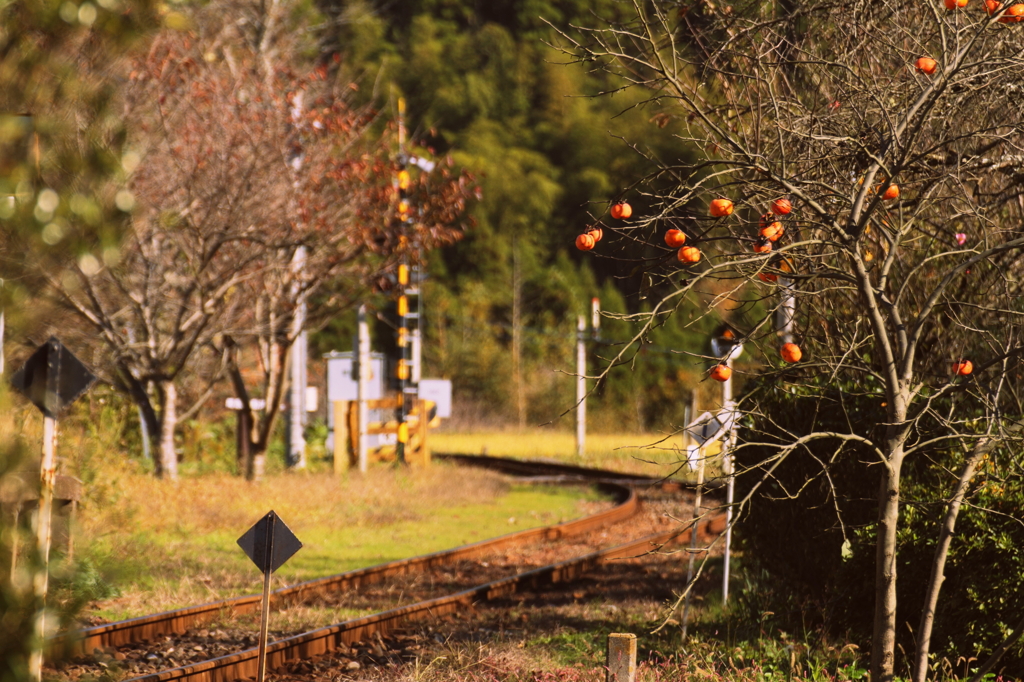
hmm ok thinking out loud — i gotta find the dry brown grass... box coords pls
[430,430,693,478]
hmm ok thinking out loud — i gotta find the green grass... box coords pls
[75,467,605,622]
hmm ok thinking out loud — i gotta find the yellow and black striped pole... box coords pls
[394,98,411,463]
[395,265,410,463]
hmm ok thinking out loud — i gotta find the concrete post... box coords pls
[606,633,637,682]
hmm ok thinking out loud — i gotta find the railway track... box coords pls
[50,455,724,682]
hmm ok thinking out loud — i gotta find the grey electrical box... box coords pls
[324,351,386,402]
[418,379,452,418]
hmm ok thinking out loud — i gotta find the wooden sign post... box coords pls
[9,337,96,682]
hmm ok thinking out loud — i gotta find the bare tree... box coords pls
[101,1,474,480]
[553,2,1024,680]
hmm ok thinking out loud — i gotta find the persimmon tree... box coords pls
[555,1,1024,680]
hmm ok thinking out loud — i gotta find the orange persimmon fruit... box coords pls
[710,364,732,381]
[780,343,803,363]
[915,57,938,75]
[665,229,687,248]
[710,198,734,218]
[678,245,702,263]
[760,222,785,241]
[998,3,1024,20]
[953,360,973,376]
[610,202,632,220]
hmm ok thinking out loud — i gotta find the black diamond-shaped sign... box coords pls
[237,511,302,574]
[9,337,97,418]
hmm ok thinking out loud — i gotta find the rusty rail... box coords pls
[55,455,721,682]
[61,462,651,654]
[128,513,726,682]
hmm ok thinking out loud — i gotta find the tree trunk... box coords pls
[249,442,267,482]
[512,235,525,430]
[157,380,179,480]
[911,438,988,682]
[872,439,904,682]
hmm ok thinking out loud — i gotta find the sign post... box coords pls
[9,337,97,682]
[237,511,302,682]
[710,325,743,604]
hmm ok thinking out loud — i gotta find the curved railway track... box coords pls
[51,455,725,682]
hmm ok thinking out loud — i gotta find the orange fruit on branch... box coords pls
[678,245,702,263]
[881,184,900,201]
[953,360,973,376]
[986,0,1003,13]
[758,272,778,283]
[753,237,773,253]
[944,0,968,8]
[915,57,938,75]
[587,227,604,243]
[770,198,792,215]
[709,198,734,218]
[710,364,732,382]
[665,229,687,248]
[610,202,632,220]
[780,343,802,363]
[760,221,785,241]
[575,233,596,251]
[998,3,1024,20]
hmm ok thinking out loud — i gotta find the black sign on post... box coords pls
[9,337,96,682]
[10,337,97,418]
[237,510,303,574]
[237,511,302,682]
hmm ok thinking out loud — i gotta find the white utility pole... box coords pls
[575,315,586,458]
[721,364,736,603]
[286,247,307,469]
[285,91,307,469]
[356,304,370,473]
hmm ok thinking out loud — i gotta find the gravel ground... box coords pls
[47,485,715,682]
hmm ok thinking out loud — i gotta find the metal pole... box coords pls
[722,362,735,604]
[681,388,702,641]
[393,97,410,465]
[575,315,586,458]
[357,305,370,474]
[255,514,276,682]
[411,327,422,384]
[681,439,705,640]
[395,272,409,464]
